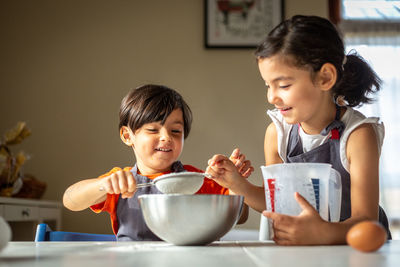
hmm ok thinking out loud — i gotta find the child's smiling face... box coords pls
[258,55,331,131]
[126,108,185,175]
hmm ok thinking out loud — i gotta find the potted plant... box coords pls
[0,122,46,198]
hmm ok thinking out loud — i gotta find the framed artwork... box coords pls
[205,0,284,48]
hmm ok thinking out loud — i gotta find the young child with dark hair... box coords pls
[206,15,391,245]
[63,84,253,241]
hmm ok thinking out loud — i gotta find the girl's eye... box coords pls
[171,130,182,134]
[146,128,158,132]
[280,84,291,89]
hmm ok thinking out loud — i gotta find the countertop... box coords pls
[1,240,399,267]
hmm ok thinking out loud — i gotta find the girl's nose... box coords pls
[267,87,279,104]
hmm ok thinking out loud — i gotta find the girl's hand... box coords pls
[101,170,137,199]
[262,192,327,245]
[229,148,254,178]
[206,154,244,191]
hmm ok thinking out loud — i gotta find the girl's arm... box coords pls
[63,170,137,211]
[324,123,381,244]
[206,159,266,212]
[206,122,283,212]
[229,148,254,178]
[264,122,284,165]
[228,148,252,224]
[347,123,380,221]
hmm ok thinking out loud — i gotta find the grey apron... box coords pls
[116,161,186,241]
[286,106,391,239]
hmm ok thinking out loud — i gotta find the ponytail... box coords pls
[333,52,381,107]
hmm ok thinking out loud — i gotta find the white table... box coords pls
[1,240,399,267]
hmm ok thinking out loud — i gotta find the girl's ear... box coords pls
[318,63,337,91]
[120,126,134,146]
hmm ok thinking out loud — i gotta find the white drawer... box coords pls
[3,204,39,221]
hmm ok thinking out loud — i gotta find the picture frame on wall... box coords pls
[205,0,284,48]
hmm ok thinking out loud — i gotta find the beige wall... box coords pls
[0,0,327,234]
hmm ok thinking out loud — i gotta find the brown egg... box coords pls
[346,221,387,252]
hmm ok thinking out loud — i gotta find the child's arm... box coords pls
[263,123,381,245]
[264,122,284,165]
[346,124,380,221]
[223,148,253,224]
[63,170,137,211]
[206,124,283,213]
[229,148,254,178]
[207,155,266,212]
[231,122,283,212]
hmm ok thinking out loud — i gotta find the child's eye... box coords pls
[171,129,182,134]
[146,128,158,132]
[280,84,291,89]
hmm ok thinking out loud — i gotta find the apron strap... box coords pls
[330,105,341,140]
[318,105,344,139]
[330,128,340,140]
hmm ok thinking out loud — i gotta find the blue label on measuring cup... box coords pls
[311,178,319,213]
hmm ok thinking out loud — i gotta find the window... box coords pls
[336,0,400,239]
[342,0,400,20]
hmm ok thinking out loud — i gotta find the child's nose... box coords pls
[267,88,279,104]
[160,131,172,142]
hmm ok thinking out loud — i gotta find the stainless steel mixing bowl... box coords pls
[138,194,244,245]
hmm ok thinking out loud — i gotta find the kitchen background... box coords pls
[1,0,398,237]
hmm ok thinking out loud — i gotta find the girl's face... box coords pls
[258,55,330,132]
[126,108,185,175]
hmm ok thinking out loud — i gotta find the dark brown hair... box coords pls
[255,15,381,107]
[119,84,192,138]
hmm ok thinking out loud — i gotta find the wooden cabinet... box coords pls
[0,197,61,241]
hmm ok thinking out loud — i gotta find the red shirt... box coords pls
[90,165,228,234]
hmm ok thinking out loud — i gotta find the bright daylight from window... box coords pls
[342,0,400,20]
[342,0,400,239]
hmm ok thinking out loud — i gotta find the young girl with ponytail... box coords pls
[206,15,391,245]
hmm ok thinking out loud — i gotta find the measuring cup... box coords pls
[261,163,341,221]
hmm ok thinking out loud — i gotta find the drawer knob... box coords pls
[22,209,30,217]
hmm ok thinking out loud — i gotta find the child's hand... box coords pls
[229,148,254,178]
[262,192,327,245]
[101,170,137,199]
[206,154,244,191]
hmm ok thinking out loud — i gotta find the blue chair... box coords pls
[35,223,117,241]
